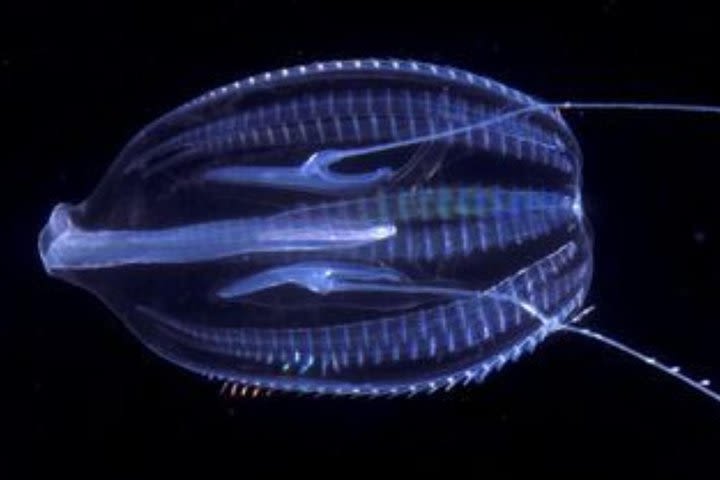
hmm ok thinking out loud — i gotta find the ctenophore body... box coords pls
[39,59,593,396]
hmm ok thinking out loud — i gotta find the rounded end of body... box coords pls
[38,203,73,276]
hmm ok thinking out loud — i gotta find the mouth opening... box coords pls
[38,202,74,275]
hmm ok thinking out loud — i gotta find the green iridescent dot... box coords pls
[419,189,431,221]
[461,187,480,216]
[397,190,411,221]
[436,187,452,220]
[452,187,467,217]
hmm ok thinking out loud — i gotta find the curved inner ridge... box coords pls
[217,262,412,298]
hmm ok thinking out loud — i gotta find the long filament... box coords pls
[560,307,720,405]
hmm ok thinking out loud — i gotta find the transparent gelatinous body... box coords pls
[39,59,593,395]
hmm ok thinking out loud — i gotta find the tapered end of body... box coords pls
[38,203,73,276]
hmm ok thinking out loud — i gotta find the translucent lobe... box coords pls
[39,59,593,395]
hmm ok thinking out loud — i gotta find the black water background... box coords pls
[3,1,719,474]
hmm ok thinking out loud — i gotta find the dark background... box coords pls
[3,1,719,474]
